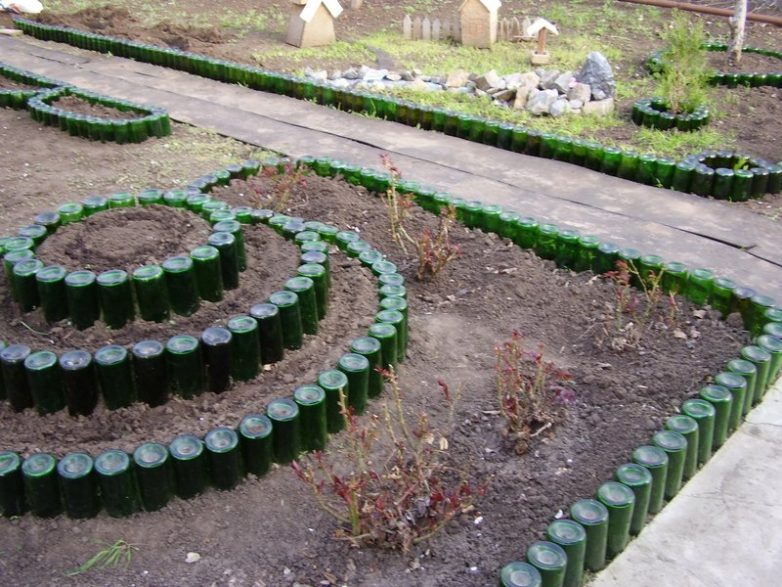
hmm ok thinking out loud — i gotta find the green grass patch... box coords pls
[626,126,732,158]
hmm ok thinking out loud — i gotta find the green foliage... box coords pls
[67,540,138,577]
[655,12,711,114]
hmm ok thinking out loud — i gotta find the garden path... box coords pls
[1,33,781,587]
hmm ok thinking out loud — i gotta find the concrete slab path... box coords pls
[1,34,781,586]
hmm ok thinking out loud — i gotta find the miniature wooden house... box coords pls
[459,0,501,48]
[286,0,343,48]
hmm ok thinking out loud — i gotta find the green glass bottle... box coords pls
[526,541,567,587]
[631,445,668,514]
[698,384,732,449]
[741,344,773,403]
[108,191,135,209]
[132,340,168,407]
[714,371,748,433]
[285,276,319,336]
[56,202,84,224]
[594,242,620,274]
[294,384,328,452]
[615,463,652,535]
[138,188,164,206]
[162,255,200,316]
[757,334,782,387]
[205,427,243,490]
[133,442,173,511]
[166,335,204,399]
[133,265,171,323]
[709,277,736,317]
[546,519,586,587]
[25,350,65,415]
[238,414,273,477]
[82,195,109,216]
[712,168,735,199]
[726,358,757,417]
[514,217,539,250]
[570,498,609,571]
[298,263,328,319]
[665,415,699,480]
[267,398,300,464]
[169,435,208,499]
[499,562,542,587]
[317,370,349,433]
[596,481,636,557]
[94,344,136,409]
[190,245,223,302]
[661,261,688,295]
[227,314,261,381]
[685,268,714,306]
[65,270,100,330]
[18,224,48,248]
[97,269,135,329]
[1,344,33,411]
[95,449,140,517]
[573,235,600,273]
[22,453,61,517]
[207,232,239,290]
[35,265,68,323]
[250,302,285,363]
[681,398,716,465]
[12,258,43,312]
[213,220,246,272]
[338,352,370,415]
[201,327,232,393]
[0,452,25,517]
[350,336,383,398]
[59,349,98,416]
[57,452,99,519]
[747,295,777,336]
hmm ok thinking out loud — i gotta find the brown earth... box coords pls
[0,74,36,90]
[0,109,751,586]
[707,49,782,73]
[53,94,145,120]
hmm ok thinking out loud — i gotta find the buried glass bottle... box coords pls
[36,265,68,323]
[22,453,62,518]
[698,383,733,448]
[60,349,98,417]
[0,452,25,517]
[169,434,208,499]
[166,335,204,399]
[297,263,328,319]
[1,344,33,411]
[205,427,243,490]
[526,540,567,587]
[546,519,586,587]
[133,265,170,323]
[213,220,247,271]
[227,315,261,381]
[95,344,136,410]
[163,255,200,316]
[239,414,273,477]
[285,276,319,335]
[267,398,301,464]
[97,269,135,329]
[713,371,748,433]
[132,339,168,407]
[351,336,384,398]
[615,463,652,535]
[570,498,609,572]
[201,326,232,393]
[269,291,303,350]
[294,384,328,452]
[249,302,284,364]
[12,258,44,312]
[499,561,543,587]
[317,369,349,433]
[652,430,688,499]
[95,449,140,517]
[338,352,370,415]
[190,245,223,302]
[631,445,668,514]
[133,442,173,511]
[25,350,65,415]
[596,481,636,558]
[65,270,100,330]
[664,414,699,481]
[207,232,239,290]
[57,452,99,519]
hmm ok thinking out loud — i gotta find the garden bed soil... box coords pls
[52,94,145,120]
[0,74,36,90]
[707,49,782,73]
[0,147,750,586]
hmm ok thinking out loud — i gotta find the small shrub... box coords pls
[655,12,710,114]
[415,205,461,281]
[495,331,575,454]
[380,154,416,254]
[292,369,482,552]
[251,162,309,212]
[599,260,678,351]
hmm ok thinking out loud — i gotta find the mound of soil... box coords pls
[38,6,227,51]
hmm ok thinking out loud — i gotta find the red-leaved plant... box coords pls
[292,368,483,552]
[495,331,575,454]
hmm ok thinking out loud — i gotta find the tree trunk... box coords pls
[727,0,747,66]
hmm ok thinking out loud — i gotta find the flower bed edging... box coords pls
[631,97,710,132]
[0,63,60,108]
[12,18,782,201]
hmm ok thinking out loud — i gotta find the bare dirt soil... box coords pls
[0,107,749,586]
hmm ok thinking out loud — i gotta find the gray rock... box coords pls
[576,52,615,100]
[331,78,352,89]
[385,72,402,82]
[401,70,415,81]
[514,86,535,110]
[474,69,503,91]
[526,89,558,115]
[552,71,574,94]
[493,88,516,102]
[445,70,470,88]
[304,67,328,81]
[549,98,570,117]
[328,69,342,80]
[508,71,540,93]
[343,67,360,80]
[582,97,615,116]
[448,86,474,94]
[540,70,561,90]
[567,82,591,103]
[568,99,584,110]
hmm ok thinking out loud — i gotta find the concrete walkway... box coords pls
[2,34,781,586]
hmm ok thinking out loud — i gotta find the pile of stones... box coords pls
[304,51,615,118]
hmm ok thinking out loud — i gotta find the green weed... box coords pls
[67,540,138,577]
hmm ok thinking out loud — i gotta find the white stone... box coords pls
[549,98,570,117]
[445,70,471,88]
[186,552,201,564]
[385,73,402,82]
[474,69,503,91]
[568,99,584,110]
[552,71,574,94]
[507,71,539,92]
[539,70,560,90]
[582,97,615,116]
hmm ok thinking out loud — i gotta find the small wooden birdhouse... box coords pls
[459,0,501,48]
[286,0,343,48]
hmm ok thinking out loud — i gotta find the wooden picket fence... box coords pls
[402,14,532,43]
